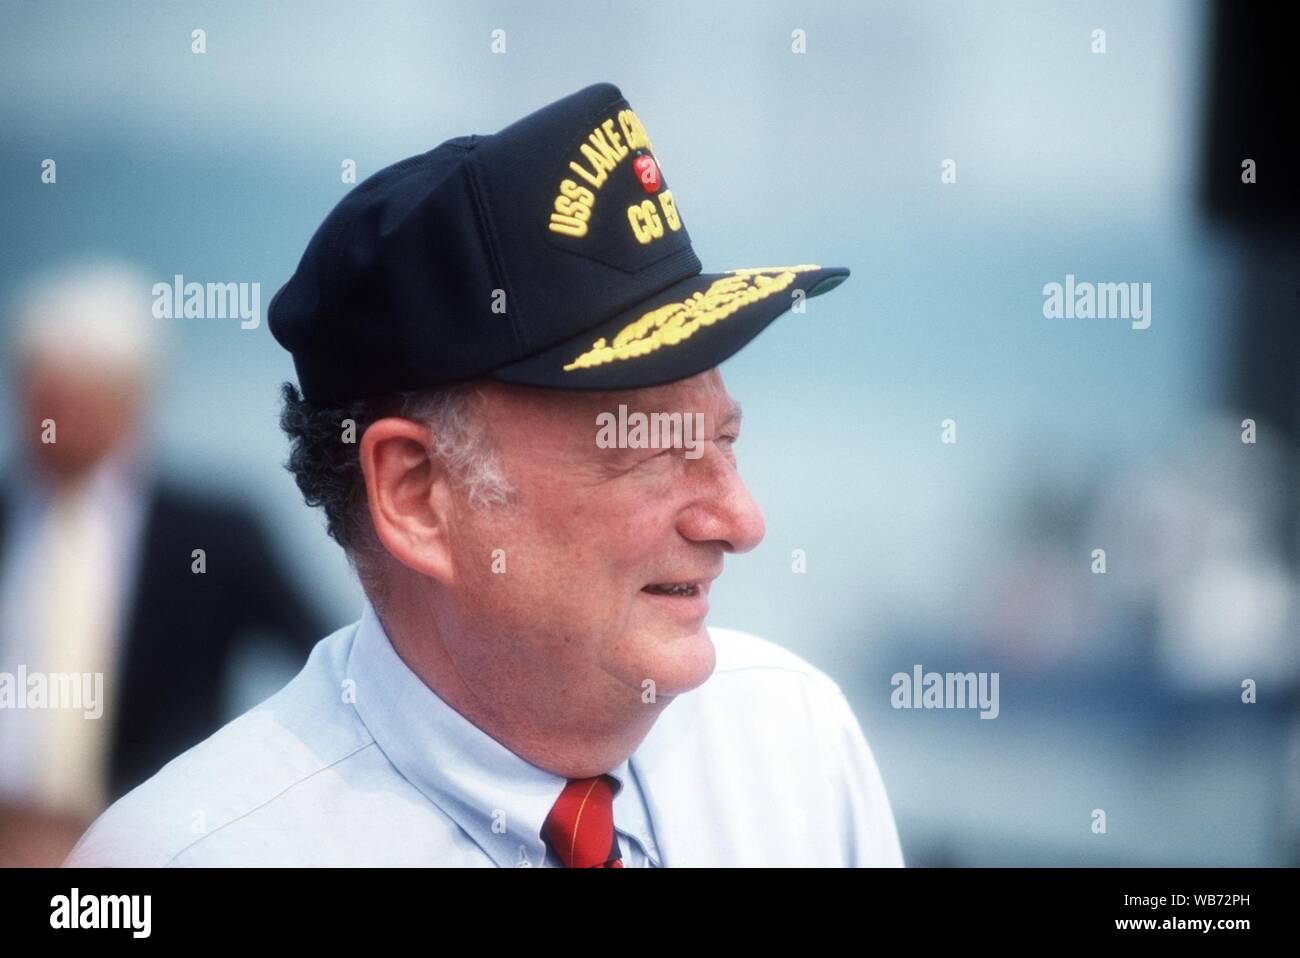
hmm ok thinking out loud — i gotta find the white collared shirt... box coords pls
[65,602,904,867]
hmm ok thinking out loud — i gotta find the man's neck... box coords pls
[373,594,664,780]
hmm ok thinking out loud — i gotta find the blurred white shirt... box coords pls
[0,449,147,816]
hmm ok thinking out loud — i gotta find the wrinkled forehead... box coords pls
[494,369,732,417]
[478,370,737,444]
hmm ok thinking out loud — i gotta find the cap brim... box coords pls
[489,264,849,390]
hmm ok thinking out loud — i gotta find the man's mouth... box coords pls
[639,576,715,621]
[642,582,701,597]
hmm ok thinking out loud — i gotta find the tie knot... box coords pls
[542,774,624,868]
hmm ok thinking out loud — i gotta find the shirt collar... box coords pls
[347,601,661,867]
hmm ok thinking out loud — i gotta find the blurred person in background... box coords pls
[0,260,325,866]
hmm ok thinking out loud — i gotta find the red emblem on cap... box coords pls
[632,153,660,194]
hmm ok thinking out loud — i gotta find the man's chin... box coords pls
[625,621,717,698]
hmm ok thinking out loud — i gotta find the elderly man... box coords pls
[65,82,903,867]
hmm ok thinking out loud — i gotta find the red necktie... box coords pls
[542,775,625,868]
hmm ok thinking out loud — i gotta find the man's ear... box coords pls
[359,417,456,583]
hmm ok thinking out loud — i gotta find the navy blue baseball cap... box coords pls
[269,82,850,403]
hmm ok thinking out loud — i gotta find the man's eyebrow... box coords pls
[718,401,743,430]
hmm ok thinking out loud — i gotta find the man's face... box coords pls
[21,356,140,482]
[442,368,765,707]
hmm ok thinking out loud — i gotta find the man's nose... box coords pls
[675,446,766,554]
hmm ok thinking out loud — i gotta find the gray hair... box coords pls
[278,379,512,596]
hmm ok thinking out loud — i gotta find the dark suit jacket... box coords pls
[0,479,328,804]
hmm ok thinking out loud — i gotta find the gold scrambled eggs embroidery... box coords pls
[562,266,823,371]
